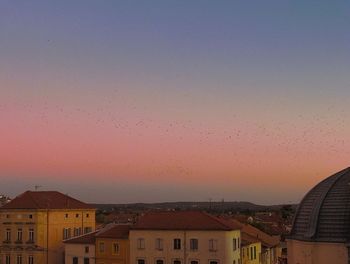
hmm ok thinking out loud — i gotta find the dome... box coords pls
[290,167,350,243]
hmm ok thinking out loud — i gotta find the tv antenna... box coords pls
[34,185,42,191]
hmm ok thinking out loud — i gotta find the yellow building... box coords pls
[241,240,261,264]
[224,219,280,264]
[0,191,96,264]
[95,224,130,264]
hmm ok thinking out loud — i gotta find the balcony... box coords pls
[14,240,23,244]
[26,240,35,244]
[2,240,11,244]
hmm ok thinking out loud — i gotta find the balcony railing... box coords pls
[14,240,23,244]
[26,240,35,244]
[2,240,11,244]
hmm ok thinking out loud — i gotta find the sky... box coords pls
[1,1,350,204]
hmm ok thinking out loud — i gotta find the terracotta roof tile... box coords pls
[0,191,94,210]
[132,211,241,231]
[64,231,98,244]
[95,224,130,239]
[225,218,280,248]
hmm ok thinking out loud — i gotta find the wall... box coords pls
[129,230,241,264]
[95,238,129,264]
[65,243,95,264]
[287,239,348,264]
[0,208,96,264]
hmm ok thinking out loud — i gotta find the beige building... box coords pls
[129,211,242,264]
[288,167,350,264]
[64,231,97,264]
[0,191,96,264]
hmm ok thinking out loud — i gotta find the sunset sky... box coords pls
[1,1,350,204]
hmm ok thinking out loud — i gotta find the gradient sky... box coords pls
[1,1,350,204]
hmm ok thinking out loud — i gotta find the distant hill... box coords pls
[91,201,297,213]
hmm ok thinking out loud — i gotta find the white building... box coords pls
[130,211,242,264]
[64,231,97,264]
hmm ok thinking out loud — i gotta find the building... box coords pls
[64,231,98,264]
[95,224,130,264]
[240,226,280,264]
[129,211,242,264]
[221,218,280,264]
[288,167,350,264]
[0,191,96,264]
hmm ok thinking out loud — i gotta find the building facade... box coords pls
[95,224,130,264]
[129,211,241,264]
[64,231,97,264]
[0,191,96,264]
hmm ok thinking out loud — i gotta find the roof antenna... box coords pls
[35,185,42,191]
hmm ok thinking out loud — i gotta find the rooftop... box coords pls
[64,231,98,244]
[132,211,242,231]
[290,167,350,243]
[0,191,94,210]
[225,218,280,248]
[95,223,130,239]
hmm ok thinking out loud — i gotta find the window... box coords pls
[155,238,163,250]
[237,237,240,248]
[74,227,82,237]
[17,229,22,242]
[233,261,235,264]
[84,258,90,264]
[242,248,245,257]
[28,256,34,264]
[99,242,105,253]
[209,239,217,252]
[173,238,181,250]
[29,229,34,242]
[5,255,10,264]
[76,214,79,218]
[156,260,164,264]
[233,238,237,251]
[137,238,145,249]
[63,228,71,239]
[29,214,33,219]
[253,246,256,260]
[190,239,198,251]
[6,214,10,219]
[174,260,181,264]
[6,229,11,241]
[190,261,199,264]
[72,257,78,264]
[86,213,89,218]
[112,242,119,254]
[209,261,218,264]
[65,213,69,218]
[16,255,22,264]
[85,246,89,253]
[137,259,145,264]
[250,247,253,260]
[84,227,92,234]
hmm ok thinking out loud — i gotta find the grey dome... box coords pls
[290,167,350,243]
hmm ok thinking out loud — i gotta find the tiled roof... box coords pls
[0,191,94,210]
[95,224,130,239]
[223,218,280,248]
[64,231,98,244]
[132,211,242,231]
